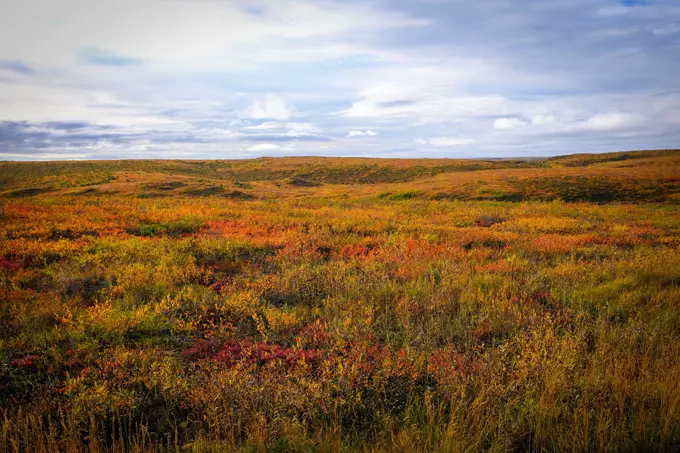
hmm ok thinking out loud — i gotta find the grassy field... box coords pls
[1,150,680,452]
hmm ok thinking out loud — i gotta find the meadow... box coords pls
[1,149,680,452]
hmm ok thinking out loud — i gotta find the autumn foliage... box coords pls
[1,151,680,452]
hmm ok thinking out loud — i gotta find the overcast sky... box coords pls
[0,0,679,160]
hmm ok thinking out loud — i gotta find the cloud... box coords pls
[42,121,98,130]
[347,130,378,137]
[285,122,321,137]
[418,137,475,147]
[241,95,292,120]
[489,112,645,135]
[239,121,326,142]
[244,121,285,130]
[1,0,680,159]
[245,143,284,152]
[531,115,557,126]
[0,120,137,153]
[1,152,92,160]
[340,79,509,123]
[0,0,426,71]
[240,135,330,142]
[494,118,528,130]
[0,119,245,158]
[585,112,644,131]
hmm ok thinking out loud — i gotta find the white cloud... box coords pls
[347,130,378,137]
[585,112,643,131]
[488,112,644,134]
[197,128,242,139]
[242,121,319,137]
[286,122,320,137]
[340,76,509,124]
[245,143,282,152]
[531,114,557,126]
[0,0,427,70]
[493,118,527,130]
[241,95,292,120]
[417,137,475,147]
[244,121,285,130]
[2,152,92,160]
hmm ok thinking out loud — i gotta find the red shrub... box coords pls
[12,355,38,368]
[184,338,325,371]
[0,255,23,272]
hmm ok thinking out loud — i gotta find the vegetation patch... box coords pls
[5,187,54,198]
[136,192,172,198]
[131,218,203,237]
[474,188,524,201]
[474,214,507,227]
[74,187,100,196]
[143,181,186,191]
[286,177,321,187]
[389,190,420,201]
[1,150,680,452]
[510,176,676,203]
[221,190,256,200]
[183,185,225,196]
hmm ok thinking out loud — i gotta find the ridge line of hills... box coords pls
[1,149,679,204]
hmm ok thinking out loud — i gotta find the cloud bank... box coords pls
[0,0,678,159]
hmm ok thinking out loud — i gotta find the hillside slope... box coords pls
[2,149,679,203]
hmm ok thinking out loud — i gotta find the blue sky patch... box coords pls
[78,47,141,66]
[0,60,33,74]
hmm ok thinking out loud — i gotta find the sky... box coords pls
[0,0,679,160]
